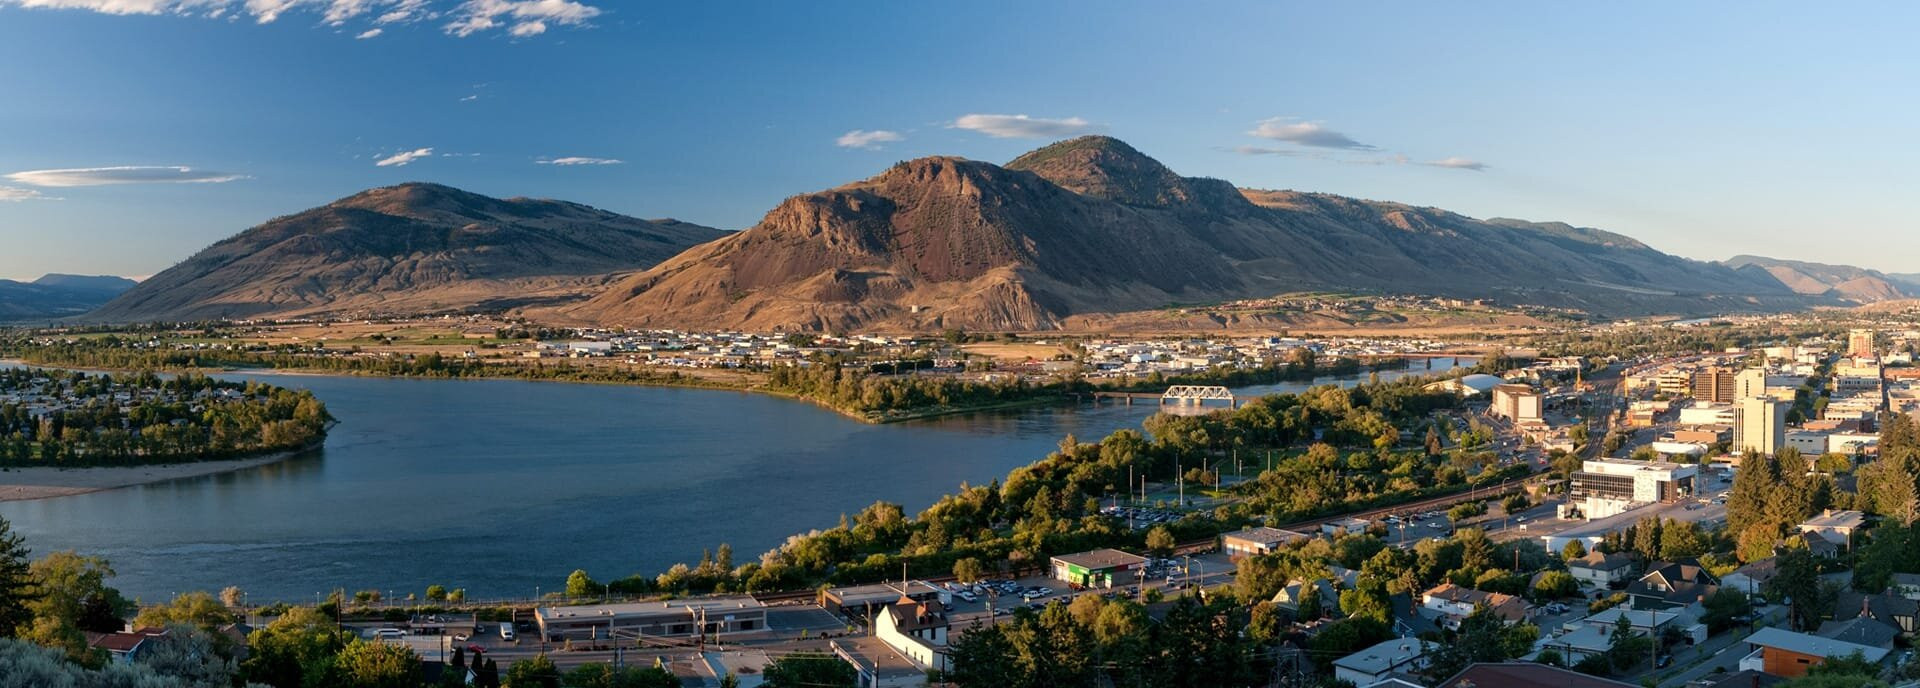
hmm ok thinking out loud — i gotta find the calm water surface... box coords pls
[0,359,1459,602]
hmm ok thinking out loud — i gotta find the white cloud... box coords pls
[374,147,433,167]
[4,165,245,187]
[1248,118,1376,150]
[0,186,53,201]
[0,0,599,38]
[355,26,380,37]
[537,156,622,166]
[951,113,1095,139]
[835,129,903,150]
[1422,156,1488,171]
[444,0,598,37]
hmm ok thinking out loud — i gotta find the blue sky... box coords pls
[2,1,1917,280]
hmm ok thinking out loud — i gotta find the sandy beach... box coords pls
[0,452,301,503]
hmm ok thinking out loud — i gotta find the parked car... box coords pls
[371,628,404,640]
[499,623,516,641]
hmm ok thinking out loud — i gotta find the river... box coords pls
[0,358,1462,602]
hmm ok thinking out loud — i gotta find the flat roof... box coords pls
[1745,627,1890,663]
[1800,510,1866,529]
[536,597,765,623]
[1333,638,1431,674]
[1222,527,1309,546]
[1051,548,1148,570]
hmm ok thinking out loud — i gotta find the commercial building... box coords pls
[1220,527,1310,559]
[819,582,939,618]
[1693,368,1737,403]
[533,597,768,641]
[1049,548,1148,589]
[1490,384,1543,424]
[1850,329,1876,359]
[873,597,948,674]
[1736,367,1768,402]
[1786,430,1830,456]
[1678,404,1735,426]
[1569,459,1698,519]
[1735,397,1789,457]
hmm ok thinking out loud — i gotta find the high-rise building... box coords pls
[1735,367,1767,401]
[1734,397,1789,457]
[1692,367,1736,403]
[1850,329,1876,358]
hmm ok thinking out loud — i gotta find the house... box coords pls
[1720,558,1778,598]
[1437,662,1637,688]
[1797,510,1867,551]
[1272,579,1341,617]
[1736,626,1891,678]
[1332,638,1433,687]
[1832,591,1920,636]
[873,596,948,673]
[86,627,169,664]
[1220,527,1310,559]
[1420,584,1527,629]
[1567,550,1638,588]
[1387,592,1443,638]
[1813,617,1898,650]
[1627,559,1720,610]
[1890,572,1920,600]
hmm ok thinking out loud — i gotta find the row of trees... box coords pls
[0,369,329,466]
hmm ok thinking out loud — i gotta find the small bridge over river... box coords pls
[1088,385,1240,409]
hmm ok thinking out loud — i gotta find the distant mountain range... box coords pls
[68,137,1912,331]
[88,183,726,322]
[0,274,138,322]
[569,137,1832,331]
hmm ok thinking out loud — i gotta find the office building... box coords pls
[1569,459,1698,519]
[1735,397,1789,457]
[1736,367,1767,401]
[1490,384,1543,424]
[1850,329,1876,359]
[1693,368,1736,403]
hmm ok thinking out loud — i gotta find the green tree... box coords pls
[335,640,424,688]
[0,516,33,638]
[25,550,131,663]
[1562,539,1588,561]
[1701,588,1751,632]
[1768,546,1822,631]
[504,653,561,688]
[564,570,603,598]
[1144,526,1177,557]
[136,624,240,688]
[241,605,353,688]
[952,557,984,585]
[763,651,857,688]
[426,585,447,602]
[135,590,237,631]
[1532,571,1579,601]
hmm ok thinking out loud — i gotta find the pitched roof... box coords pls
[1816,616,1898,648]
[1438,662,1637,688]
[881,598,948,635]
[1570,550,1636,572]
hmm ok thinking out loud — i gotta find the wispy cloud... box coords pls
[374,147,433,167]
[355,27,381,38]
[951,113,1096,139]
[537,156,622,166]
[835,129,903,150]
[1247,118,1376,150]
[0,185,53,201]
[1421,156,1488,171]
[4,166,245,187]
[444,0,598,38]
[0,0,603,38]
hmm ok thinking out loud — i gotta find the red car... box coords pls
[466,644,488,655]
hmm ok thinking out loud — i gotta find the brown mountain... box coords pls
[1721,255,1913,303]
[89,183,726,322]
[571,136,1821,331]
[0,274,137,323]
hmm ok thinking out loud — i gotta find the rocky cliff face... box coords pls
[572,136,1825,331]
[89,183,727,322]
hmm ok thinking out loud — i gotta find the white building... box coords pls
[1332,638,1433,686]
[1735,397,1788,457]
[1569,459,1698,519]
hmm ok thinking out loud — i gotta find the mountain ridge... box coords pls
[569,135,1831,331]
[88,183,728,322]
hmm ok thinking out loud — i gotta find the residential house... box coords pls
[1832,591,1920,637]
[1438,662,1637,688]
[1332,638,1433,687]
[874,596,948,674]
[1736,626,1891,679]
[1273,579,1341,617]
[1797,510,1866,551]
[1720,558,1778,599]
[1627,560,1720,610]
[1387,592,1442,639]
[1420,583,1527,629]
[85,627,169,665]
[1890,573,1920,601]
[1813,617,1898,650]
[1567,551,1638,588]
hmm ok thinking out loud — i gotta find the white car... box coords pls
[499,623,516,641]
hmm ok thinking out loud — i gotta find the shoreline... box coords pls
[0,448,313,503]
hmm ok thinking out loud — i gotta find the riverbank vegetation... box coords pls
[562,370,1523,599]
[0,367,330,467]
